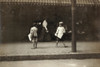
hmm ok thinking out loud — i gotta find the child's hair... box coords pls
[33,22,37,26]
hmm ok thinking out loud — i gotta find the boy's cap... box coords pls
[59,22,63,24]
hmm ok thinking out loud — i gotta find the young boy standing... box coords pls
[28,23,38,49]
[55,21,66,47]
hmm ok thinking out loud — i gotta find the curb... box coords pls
[0,53,100,61]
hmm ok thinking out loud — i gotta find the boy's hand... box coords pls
[68,30,72,33]
[46,30,49,33]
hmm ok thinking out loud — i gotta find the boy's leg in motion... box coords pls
[61,35,67,48]
[56,38,59,47]
[61,41,66,47]
[32,38,36,49]
[34,38,38,48]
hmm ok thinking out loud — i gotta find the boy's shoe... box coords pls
[31,47,36,49]
[64,45,68,48]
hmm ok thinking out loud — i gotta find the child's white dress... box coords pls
[55,26,66,39]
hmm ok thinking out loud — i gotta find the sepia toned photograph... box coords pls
[0,0,100,67]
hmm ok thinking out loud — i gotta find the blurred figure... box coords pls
[28,23,38,49]
[42,20,49,32]
[55,21,66,47]
[40,20,51,41]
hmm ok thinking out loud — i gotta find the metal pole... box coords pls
[71,0,76,52]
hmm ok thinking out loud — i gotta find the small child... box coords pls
[55,22,66,47]
[28,23,38,49]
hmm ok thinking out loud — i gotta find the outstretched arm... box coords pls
[55,27,59,36]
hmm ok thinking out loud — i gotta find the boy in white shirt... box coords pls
[28,23,38,49]
[55,22,66,47]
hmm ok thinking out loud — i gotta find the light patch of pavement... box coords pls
[0,59,100,67]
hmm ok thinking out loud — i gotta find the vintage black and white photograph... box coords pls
[0,0,100,67]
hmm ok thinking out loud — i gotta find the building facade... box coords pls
[0,0,100,43]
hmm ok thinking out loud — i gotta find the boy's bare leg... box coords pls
[31,39,36,49]
[62,41,65,47]
[56,41,59,47]
[61,41,67,48]
[35,38,38,48]
[56,38,59,47]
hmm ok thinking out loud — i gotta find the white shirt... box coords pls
[30,27,38,36]
[55,26,66,39]
[28,26,38,41]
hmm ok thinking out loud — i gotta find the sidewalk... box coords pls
[0,42,100,61]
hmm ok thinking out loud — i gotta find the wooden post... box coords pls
[71,0,76,52]
[0,3,1,43]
